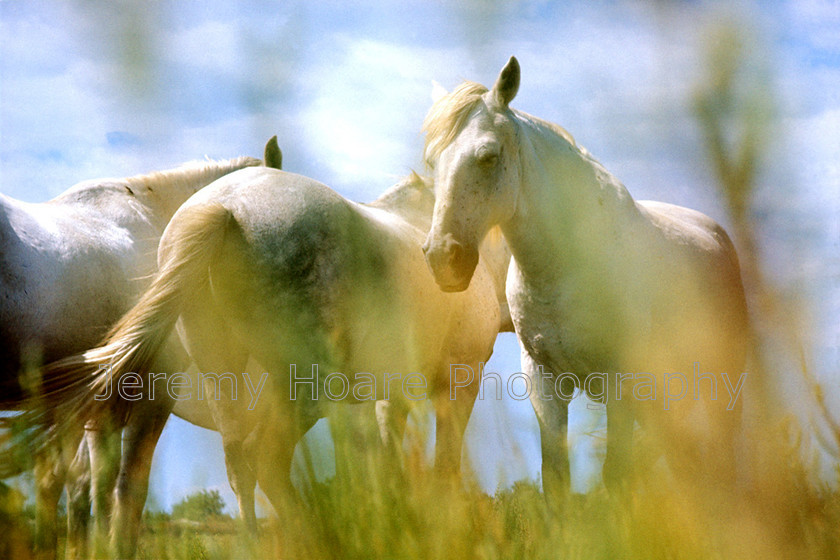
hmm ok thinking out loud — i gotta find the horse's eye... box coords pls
[476,146,500,167]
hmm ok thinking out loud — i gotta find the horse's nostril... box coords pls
[423,236,478,290]
[448,241,464,267]
[421,238,431,255]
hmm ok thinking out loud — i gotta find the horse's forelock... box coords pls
[422,81,488,168]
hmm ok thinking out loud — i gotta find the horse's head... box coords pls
[421,57,521,292]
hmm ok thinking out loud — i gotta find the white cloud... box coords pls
[292,37,461,197]
[163,20,241,74]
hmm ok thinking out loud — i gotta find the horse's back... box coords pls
[0,192,145,384]
[639,201,738,259]
[638,200,744,296]
[637,200,748,371]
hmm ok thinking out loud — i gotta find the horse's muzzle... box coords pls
[421,234,479,292]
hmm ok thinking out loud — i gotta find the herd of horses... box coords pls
[1,58,748,559]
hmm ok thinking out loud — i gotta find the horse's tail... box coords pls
[35,202,233,431]
[0,452,28,479]
[0,416,32,478]
[0,458,27,480]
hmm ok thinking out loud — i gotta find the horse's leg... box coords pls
[248,415,299,558]
[433,376,479,481]
[64,434,91,560]
[248,362,319,514]
[32,442,66,560]
[374,399,410,474]
[603,395,635,494]
[524,349,571,505]
[201,376,257,533]
[208,394,258,534]
[86,423,120,558]
[106,330,189,558]
[178,305,256,534]
[109,397,173,559]
[250,398,319,560]
[252,418,299,511]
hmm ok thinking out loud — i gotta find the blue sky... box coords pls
[2,0,838,513]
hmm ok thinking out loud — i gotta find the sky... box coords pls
[1,0,838,513]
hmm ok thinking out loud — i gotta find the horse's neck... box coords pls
[123,157,261,221]
[503,118,639,287]
[367,174,435,232]
[386,203,433,232]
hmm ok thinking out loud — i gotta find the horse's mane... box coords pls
[517,112,576,148]
[123,156,262,195]
[422,81,489,167]
[55,156,261,202]
[422,80,577,167]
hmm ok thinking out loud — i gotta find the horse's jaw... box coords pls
[435,276,473,293]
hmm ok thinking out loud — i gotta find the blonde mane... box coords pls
[422,81,489,167]
[516,112,577,149]
[124,156,262,195]
[54,156,262,205]
[422,81,576,168]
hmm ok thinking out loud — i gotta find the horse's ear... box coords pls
[264,135,282,170]
[431,80,448,103]
[490,56,520,108]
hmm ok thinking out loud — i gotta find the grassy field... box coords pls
[5,450,839,560]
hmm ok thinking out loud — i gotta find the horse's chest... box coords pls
[516,316,597,377]
[508,271,641,373]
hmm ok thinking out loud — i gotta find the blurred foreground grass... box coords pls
[4,458,838,560]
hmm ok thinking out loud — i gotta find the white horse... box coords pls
[421,57,749,500]
[36,168,510,557]
[1,141,276,558]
